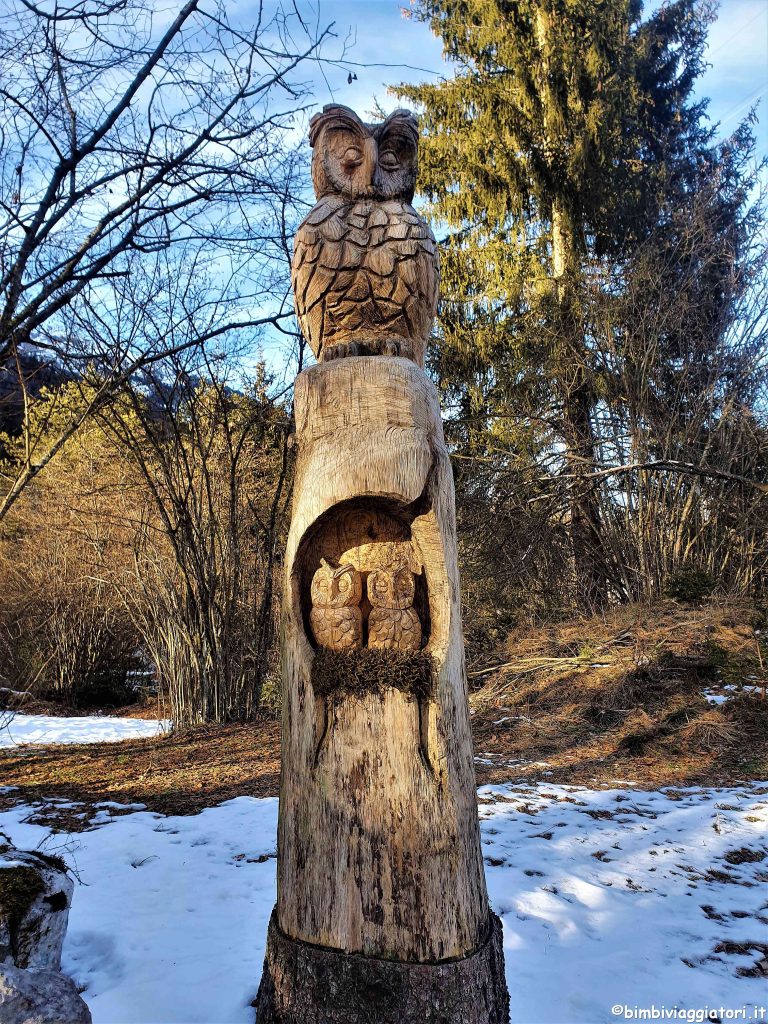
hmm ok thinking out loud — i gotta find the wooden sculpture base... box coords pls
[254,908,510,1024]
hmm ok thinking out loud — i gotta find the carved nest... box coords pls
[311,647,434,703]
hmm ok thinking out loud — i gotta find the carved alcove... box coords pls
[292,497,439,772]
[295,497,432,657]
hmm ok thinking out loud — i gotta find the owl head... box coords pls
[367,566,416,610]
[310,558,363,608]
[308,104,419,203]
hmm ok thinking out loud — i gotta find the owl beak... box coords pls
[361,136,379,197]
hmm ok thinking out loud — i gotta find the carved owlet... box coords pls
[367,566,422,652]
[291,104,439,368]
[310,559,363,651]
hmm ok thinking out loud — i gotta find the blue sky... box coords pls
[304,0,768,153]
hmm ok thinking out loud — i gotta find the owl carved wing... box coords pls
[362,204,439,351]
[368,607,422,652]
[292,195,358,359]
[396,606,422,652]
[310,606,363,651]
[367,608,397,649]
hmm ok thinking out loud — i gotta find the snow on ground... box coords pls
[0,795,278,1024]
[0,713,169,747]
[480,782,768,1023]
[0,782,766,1024]
[703,685,765,705]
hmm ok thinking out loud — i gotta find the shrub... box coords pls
[665,567,718,603]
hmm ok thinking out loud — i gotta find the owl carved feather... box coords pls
[366,566,422,652]
[309,559,364,651]
[291,105,439,368]
[310,605,363,651]
[368,606,422,652]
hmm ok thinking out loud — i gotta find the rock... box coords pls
[0,964,91,1024]
[0,842,90,1022]
[0,844,73,970]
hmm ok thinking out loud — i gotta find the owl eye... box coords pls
[379,150,400,171]
[341,146,364,168]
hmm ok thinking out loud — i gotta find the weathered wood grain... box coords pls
[291,105,439,367]
[257,102,508,1023]
[275,357,489,962]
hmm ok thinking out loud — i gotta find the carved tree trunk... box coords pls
[254,358,509,1022]
[254,103,508,1023]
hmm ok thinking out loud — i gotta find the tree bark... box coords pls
[562,373,607,610]
[254,909,509,1024]
[255,355,508,1020]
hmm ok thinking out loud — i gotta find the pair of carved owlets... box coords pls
[309,559,421,652]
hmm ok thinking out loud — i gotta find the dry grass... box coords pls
[0,717,281,824]
[470,598,768,789]
[0,689,165,720]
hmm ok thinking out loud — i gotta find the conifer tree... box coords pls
[395,0,718,608]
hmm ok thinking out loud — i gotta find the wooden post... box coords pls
[254,105,509,1024]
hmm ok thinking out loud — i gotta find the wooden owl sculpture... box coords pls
[292,104,439,368]
[310,559,363,651]
[367,566,422,652]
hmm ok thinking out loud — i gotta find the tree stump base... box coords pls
[254,908,510,1024]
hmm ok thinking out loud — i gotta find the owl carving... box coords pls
[310,559,363,651]
[291,104,439,368]
[367,566,422,652]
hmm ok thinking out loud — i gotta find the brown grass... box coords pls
[0,690,165,720]
[470,598,768,789]
[0,718,281,824]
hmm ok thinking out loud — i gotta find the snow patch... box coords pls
[702,684,764,704]
[0,714,169,747]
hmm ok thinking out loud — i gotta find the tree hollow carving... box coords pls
[255,103,509,1021]
[298,502,430,657]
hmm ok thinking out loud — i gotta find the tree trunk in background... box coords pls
[562,373,607,609]
[254,356,509,1022]
[533,8,606,608]
[552,199,607,609]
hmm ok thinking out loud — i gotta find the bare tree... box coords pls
[587,171,768,601]
[0,0,332,518]
[104,348,292,724]
[0,384,141,706]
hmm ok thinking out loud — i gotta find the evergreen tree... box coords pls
[395,0,723,608]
